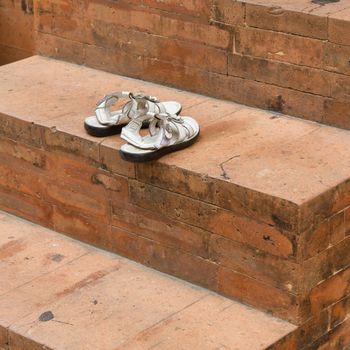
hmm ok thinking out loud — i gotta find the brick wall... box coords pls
[0,0,35,65]
[1,0,350,129]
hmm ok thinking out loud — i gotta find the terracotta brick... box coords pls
[99,140,135,178]
[210,0,245,26]
[0,137,46,170]
[346,207,350,237]
[236,27,325,69]
[298,220,330,261]
[0,7,35,51]
[246,4,327,39]
[304,237,350,293]
[108,227,218,290]
[136,160,300,234]
[210,235,300,293]
[84,44,143,79]
[330,73,350,101]
[207,73,325,123]
[0,186,53,228]
[111,203,210,258]
[324,99,350,130]
[143,0,211,20]
[51,15,88,43]
[329,211,346,245]
[309,267,350,315]
[0,327,7,350]
[328,9,350,46]
[331,294,350,329]
[324,43,350,76]
[36,32,86,65]
[228,54,331,97]
[217,266,300,323]
[52,206,111,250]
[0,44,32,66]
[86,3,230,49]
[42,125,99,165]
[129,180,296,258]
[86,22,228,74]
[309,318,350,350]
[0,113,43,148]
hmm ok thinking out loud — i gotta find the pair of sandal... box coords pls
[84,92,200,162]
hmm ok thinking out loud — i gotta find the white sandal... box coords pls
[119,112,200,162]
[84,91,182,137]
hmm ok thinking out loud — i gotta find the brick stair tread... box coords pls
[0,210,296,350]
[243,0,350,16]
[1,56,350,211]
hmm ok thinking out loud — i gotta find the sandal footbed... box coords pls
[119,131,200,162]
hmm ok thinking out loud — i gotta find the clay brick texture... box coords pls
[2,0,350,129]
[0,0,35,65]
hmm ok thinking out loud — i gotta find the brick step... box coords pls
[2,0,350,129]
[0,210,297,350]
[0,57,350,344]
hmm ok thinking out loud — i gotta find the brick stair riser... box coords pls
[1,117,350,329]
[2,0,350,129]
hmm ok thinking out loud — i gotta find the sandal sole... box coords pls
[119,131,200,163]
[84,121,150,137]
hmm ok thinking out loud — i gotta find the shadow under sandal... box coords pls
[119,112,200,162]
[84,91,182,137]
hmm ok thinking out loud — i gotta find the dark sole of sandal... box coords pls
[84,121,150,137]
[119,132,200,163]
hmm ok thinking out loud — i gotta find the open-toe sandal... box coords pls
[84,91,182,137]
[119,112,200,162]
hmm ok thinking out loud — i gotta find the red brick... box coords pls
[331,295,350,329]
[143,0,211,20]
[36,32,86,65]
[0,113,43,148]
[111,203,210,258]
[86,3,230,49]
[246,4,327,39]
[324,99,350,130]
[236,27,325,69]
[0,44,32,66]
[310,318,350,350]
[228,54,331,97]
[309,267,350,315]
[324,43,350,76]
[330,73,350,101]
[108,227,218,290]
[217,266,300,323]
[0,7,35,52]
[86,22,228,74]
[328,9,350,46]
[210,0,245,26]
[329,211,346,245]
[0,186,53,228]
[136,162,300,234]
[129,180,295,258]
[298,220,330,261]
[52,206,111,250]
[210,235,300,293]
[346,207,350,237]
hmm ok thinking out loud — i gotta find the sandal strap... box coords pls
[121,112,190,150]
[95,91,160,126]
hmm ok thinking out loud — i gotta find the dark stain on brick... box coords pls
[21,0,34,14]
[39,311,54,322]
[272,214,293,231]
[55,266,119,298]
[268,95,285,113]
[51,253,65,262]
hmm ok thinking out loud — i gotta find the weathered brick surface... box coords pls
[2,0,350,129]
[1,56,350,349]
